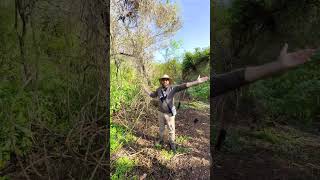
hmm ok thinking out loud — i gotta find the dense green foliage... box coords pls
[153,59,183,85]
[110,59,139,156]
[110,59,141,177]
[187,81,210,101]
[181,48,210,101]
[110,60,140,115]
[182,47,210,78]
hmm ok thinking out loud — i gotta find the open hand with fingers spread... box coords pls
[197,75,209,83]
[278,43,317,69]
[244,43,318,83]
[186,75,209,88]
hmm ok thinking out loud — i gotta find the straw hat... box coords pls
[159,74,173,84]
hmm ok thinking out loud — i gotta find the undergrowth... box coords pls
[111,156,137,180]
[176,135,191,144]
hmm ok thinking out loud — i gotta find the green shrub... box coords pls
[110,124,137,155]
[110,60,140,115]
[110,59,140,157]
[252,128,280,144]
[0,83,33,167]
[182,47,209,76]
[176,135,191,144]
[111,156,136,180]
[160,149,175,160]
[187,81,209,102]
[154,59,183,84]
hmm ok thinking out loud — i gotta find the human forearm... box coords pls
[186,80,203,88]
[244,61,288,82]
[212,68,247,97]
[213,60,303,97]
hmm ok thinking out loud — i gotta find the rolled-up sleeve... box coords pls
[212,68,249,97]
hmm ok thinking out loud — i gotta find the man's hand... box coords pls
[197,75,209,83]
[186,75,209,88]
[278,43,316,69]
[142,83,148,91]
[142,83,151,94]
[245,43,318,82]
[142,84,157,98]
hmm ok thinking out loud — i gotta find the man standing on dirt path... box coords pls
[143,74,209,153]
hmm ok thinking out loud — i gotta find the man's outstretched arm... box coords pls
[245,43,315,81]
[172,75,209,93]
[213,43,316,97]
[186,75,209,87]
[142,85,157,98]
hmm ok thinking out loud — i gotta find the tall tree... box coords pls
[111,0,182,84]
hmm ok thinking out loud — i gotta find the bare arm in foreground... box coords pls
[213,43,316,97]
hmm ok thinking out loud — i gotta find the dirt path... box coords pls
[124,101,211,179]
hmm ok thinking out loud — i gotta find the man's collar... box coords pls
[162,85,170,91]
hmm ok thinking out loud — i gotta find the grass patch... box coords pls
[160,149,175,160]
[176,135,191,144]
[179,103,189,110]
[110,124,137,155]
[160,146,191,160]
[111,156,136,180]
[154,143,162,150]
[240,127,314,160]
[251,128,281,144]
[180,101,209,111]
[247,127,300,145]
[176,146,191,154]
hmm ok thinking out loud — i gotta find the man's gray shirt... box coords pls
[149,84,187,116]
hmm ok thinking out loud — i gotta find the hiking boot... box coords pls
[169,142,177,153]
